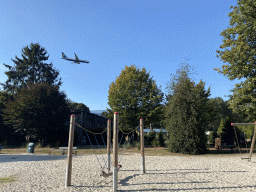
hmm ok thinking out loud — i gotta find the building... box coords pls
[64,109,112,145]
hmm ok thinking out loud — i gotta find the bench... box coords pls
[59,147,77,155]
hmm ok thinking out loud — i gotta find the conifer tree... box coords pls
[165,60,214,155]
[0,43,62,95]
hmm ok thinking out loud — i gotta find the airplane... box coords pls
[61,52,90,64]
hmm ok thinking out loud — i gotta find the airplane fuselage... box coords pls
[61,52,90,64]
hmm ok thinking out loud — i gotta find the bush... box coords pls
[146,131,155,145]
[158,131,165,147]
[135,141,140,150]
[126,143,132,149]
[151,139,158,147]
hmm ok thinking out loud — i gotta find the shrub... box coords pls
[158,131,165,147]
[147,131,156,145]
[135,141,140,150]
[151,139,158,147]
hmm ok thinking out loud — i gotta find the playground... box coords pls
[1,151,256,192]
[1,115,256,191]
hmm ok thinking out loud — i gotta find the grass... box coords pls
[0,175,19,187]
[1,141,254,157]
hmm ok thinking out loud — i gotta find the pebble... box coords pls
[0,153,256,191]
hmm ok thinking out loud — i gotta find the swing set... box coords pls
[65,112,146,192]
[231,122,256,161]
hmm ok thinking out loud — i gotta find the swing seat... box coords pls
[101,171,113,177]
[100,165,122,178]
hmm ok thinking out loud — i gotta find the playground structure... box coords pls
[231,122,256,161]
[64,112,145,192]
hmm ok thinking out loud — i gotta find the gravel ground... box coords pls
[1,153,256,192]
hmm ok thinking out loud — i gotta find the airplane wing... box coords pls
[74,53,79,61]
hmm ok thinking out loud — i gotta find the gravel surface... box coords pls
[1,153,256,191]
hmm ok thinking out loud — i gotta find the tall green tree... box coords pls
[105,64,164,130]
[164,61,214,155]
[1,81,71,143]
[0,43,62,95]
[214,1,256,124]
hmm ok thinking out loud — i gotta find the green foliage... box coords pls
[158,131,165,147]
[218,116,236,145]
[133,141,141,150]
[215,1,256,80]
[0,43,62,95]
[126,143,132,149]
[206,97,241,132]
[106,64,164,130]
[68,101,90,113]
[207,130,217,144]
[0,91,17,143]
[147,131,156,145]
[218,118,225,137]
[1,81,71,143]
[151,139,158,147]
[214,2,256,124]
[164,61,210,155]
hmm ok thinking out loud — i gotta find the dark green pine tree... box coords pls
[0,42,62,95]
[0,43,68,143]
[165,60,213,155]
[218,118,227,145]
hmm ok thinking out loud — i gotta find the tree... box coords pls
[164,61,214,155]
[206,97,242,132]
[68,100,90,112]
[1,81,71,144]
[223,116,236,145]
[0,90,20,145]
[106,64,164,131]
[158,131,165,147]
[0,43,62,95]
[214,1,256,125]
[215,1,256,80]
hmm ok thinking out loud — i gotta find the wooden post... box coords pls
[65,115,76,187]
[113,112,119,192]
[140,118,145,173]
[107,120,111,173]
[249,123,256,161]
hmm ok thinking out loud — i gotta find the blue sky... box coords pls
[0,0,245,111]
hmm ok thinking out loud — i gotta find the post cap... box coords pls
[114,112,119,114]
[231,123,233,126]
